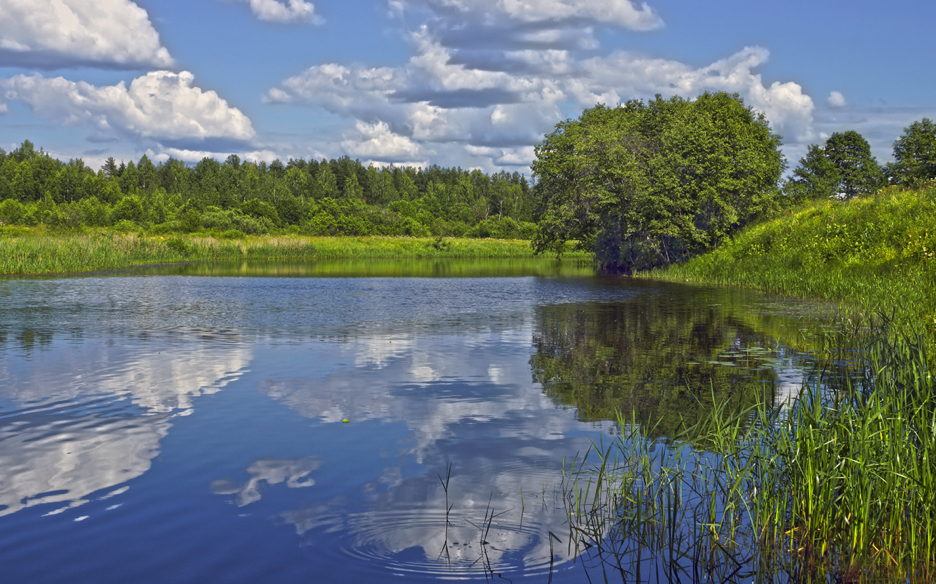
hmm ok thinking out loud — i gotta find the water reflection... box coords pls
[211,458,321,507]
[0,340,249,516]
[241,331,591,578]
[120,258,596,279]
[530,289,817,440]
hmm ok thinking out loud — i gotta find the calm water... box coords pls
[0,259,833,583]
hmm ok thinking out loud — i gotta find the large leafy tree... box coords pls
[531,92,785,272]
[887,118,936,185]
[784,130,884,202]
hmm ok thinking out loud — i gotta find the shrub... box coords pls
[165,236,191,255]
[113,219,139,233]
[0,199,27,224]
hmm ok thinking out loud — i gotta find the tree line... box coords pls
[783,118,936,202]
[0,141,537,239]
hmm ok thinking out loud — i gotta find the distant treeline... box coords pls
[0,140,537,239]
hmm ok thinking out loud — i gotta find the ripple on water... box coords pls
[296,507,579,580]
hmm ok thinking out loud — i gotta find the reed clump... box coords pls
[563,318,936,582]
[0,229,585,275]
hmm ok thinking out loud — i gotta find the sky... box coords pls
[0,0,933,174]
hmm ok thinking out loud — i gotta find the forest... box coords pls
[0,141,537,240]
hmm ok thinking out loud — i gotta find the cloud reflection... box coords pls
[211,457,321,507]
[253,330,598,573]
[0,341,250,516]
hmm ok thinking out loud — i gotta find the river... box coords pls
[0,259,834,583]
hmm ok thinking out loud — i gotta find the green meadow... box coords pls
[0,228,587,276]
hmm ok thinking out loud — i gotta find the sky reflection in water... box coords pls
[0,261,833,583]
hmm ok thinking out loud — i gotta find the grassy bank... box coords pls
[653,183,936,331]
[0,227,587,275]
[567,191,936,580]
[564,320,935,582]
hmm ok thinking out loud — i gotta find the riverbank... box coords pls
[597,184,936,580]
[652,183,936,331]
[0,228,588,276]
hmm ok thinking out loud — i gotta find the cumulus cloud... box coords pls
[267,26,815,169]
[229,0,322,23]
[828,91,846,108]
[571,47,815,142]
[2,71,255,149]
[341,121,422,160]
[0,0,173,69]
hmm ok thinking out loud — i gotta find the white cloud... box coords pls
[2,71,255,146]
[828,91,846,107]
[267,29,816,170]
[0,0,173,69]
[341,121,422,160]
[230,0,323,23]
[567,46,815,142]
[400,0,662,29]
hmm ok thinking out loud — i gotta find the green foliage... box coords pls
[783,144,841,203]
[785,130,885,201]
[111,195,145,224]
[887,118,936,185]
[0,139,536,240]
[532,93,784,272]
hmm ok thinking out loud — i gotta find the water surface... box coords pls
[0,259,833,583]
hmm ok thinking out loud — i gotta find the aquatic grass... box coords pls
[0,229,588,275]
[562,318,936,582]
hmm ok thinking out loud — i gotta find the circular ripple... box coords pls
[322,508,582,579]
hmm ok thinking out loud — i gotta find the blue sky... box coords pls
[0,0,933,173]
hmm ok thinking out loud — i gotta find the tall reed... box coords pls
[563,318,936,582]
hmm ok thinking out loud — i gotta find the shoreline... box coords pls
[0,230,591,276]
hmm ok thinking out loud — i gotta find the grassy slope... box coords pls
[0,229,588,276]
[654,184,936,331]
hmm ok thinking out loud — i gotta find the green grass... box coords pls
[563,318,936,582]
[653,183,936,333]
[0,227,589,275]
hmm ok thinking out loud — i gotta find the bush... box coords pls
[113,219,139,233]
[111,196,145,224]
[240,199,280,225]
[165,236,191,255]
[0,199,27,225]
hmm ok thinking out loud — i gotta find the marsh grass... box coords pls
[654,184,936,332]
[0,228,585,275]
[562,318,936,582]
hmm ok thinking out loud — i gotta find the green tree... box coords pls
[313,161,338,199]
[824,131,884,199]
[532,93,784,272]
[101,157,119,179]
[118,160,139,195]
[887,118,936,185]
[783,144,841,203]
[136,155,158,193]
[342,171,364,200]
[785,131,884,201]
